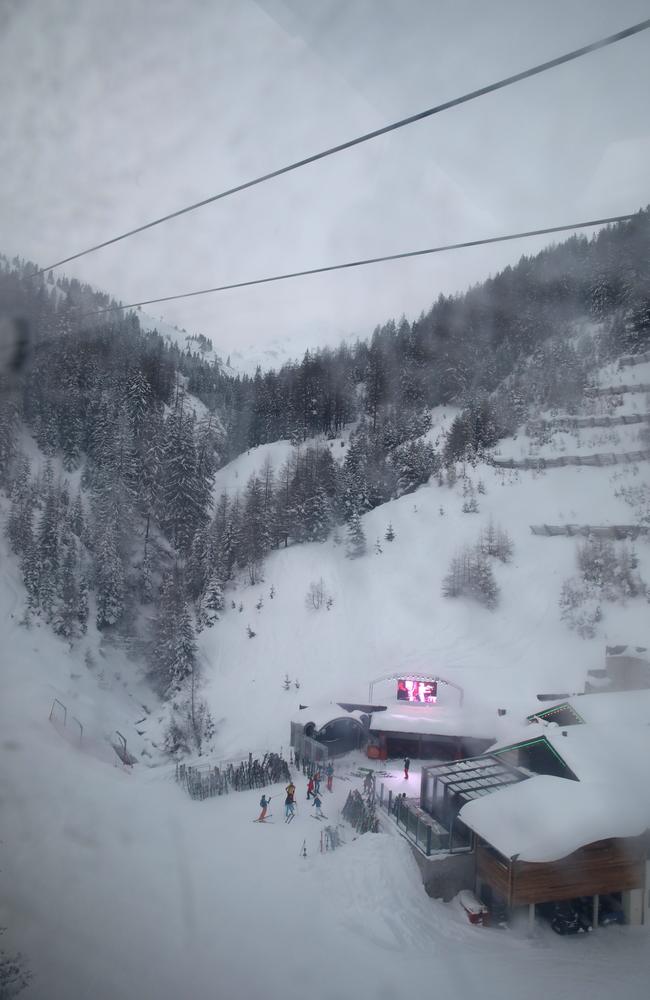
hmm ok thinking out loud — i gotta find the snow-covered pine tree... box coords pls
[442,544,499,609]
[346,512,367,559]
[160,401,206,552]
[385,522,395,542]
[480,519,514,563]
[94,524,126,630]
[52,535,80,638]
[37,467,61,618]
[200,571,224,627]
[151,568,198,696]
[242,473,269,584]
[6,456,33,555]
[468,547,500,609]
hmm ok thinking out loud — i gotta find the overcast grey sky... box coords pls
[1,0,649,368]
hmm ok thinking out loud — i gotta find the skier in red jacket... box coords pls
[306,776,315,799]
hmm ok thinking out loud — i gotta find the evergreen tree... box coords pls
[6,456,32,555]
[94,525,125,629]
[242,474,269,584]
[151,568,198,696]
[346,512,367,559]
[52,537,80,638]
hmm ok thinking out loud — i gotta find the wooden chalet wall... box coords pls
[477,837,646,906]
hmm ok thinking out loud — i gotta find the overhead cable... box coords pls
[86,212,640,316]
[32,18,650,278]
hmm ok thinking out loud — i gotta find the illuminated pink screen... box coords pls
[396,679,437,704]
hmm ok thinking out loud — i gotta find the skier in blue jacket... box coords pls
[257,794,270,822]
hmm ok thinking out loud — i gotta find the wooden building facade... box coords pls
[476,836,647,907]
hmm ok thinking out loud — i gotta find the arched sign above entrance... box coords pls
[368,673,464,706]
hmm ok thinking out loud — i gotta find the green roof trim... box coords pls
[526,702,586,725]
[492,735,573,772]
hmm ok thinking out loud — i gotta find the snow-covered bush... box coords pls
[305,578,330,610]
[615,481,650,524]
[479,519,514,563]
[163,698,215,757]
[442,545,500,609]
[462,496,479,513]
[577,537,643,599]
[560,537,644,638]
[559,579,603,639]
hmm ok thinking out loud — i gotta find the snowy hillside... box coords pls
[3,333,650,997]
[2,528,650,1000]
[193,344,650,758]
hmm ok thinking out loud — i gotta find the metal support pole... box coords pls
[528,903,535,936]
[592,894,599,931]
[115,731,128,761]
[49,698,67,725]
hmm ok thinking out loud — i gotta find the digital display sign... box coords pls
[397,679,437,704]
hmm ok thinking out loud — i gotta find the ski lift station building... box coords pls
[290,672,498,763]
[381,688,650,927]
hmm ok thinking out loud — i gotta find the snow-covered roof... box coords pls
[291,703,367,732]
[542,723,650,786]
[368,704,496,740]
[459,774,650,862]
[489,689,650,764]
[536,689,650,728]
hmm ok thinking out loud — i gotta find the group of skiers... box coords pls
[257,758,412,823]
[256,762,335,823]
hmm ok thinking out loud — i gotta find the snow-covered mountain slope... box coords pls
[3,346,650,998]
[3,526,650,1000]
[199,438,650,757]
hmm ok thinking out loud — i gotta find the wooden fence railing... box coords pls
[619,351,650,368]
[175,752,290,801]
[493,448,650,470]
[528,413,650,432]
[584,382,650,397]
[529,524,650,539]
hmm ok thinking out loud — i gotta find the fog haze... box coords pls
[1,0,649,363]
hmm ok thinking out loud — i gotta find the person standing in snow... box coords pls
[326,762,334,792]
[312,792,324,818]
[258,794,271,822]
[294,749,301,771]
[306,776,315,800]
[403,757,410,780]
[313,770,321,795]
[285,782,296,819]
